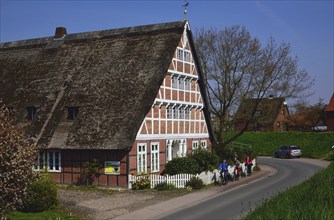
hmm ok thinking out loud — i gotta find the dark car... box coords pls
[274,145,302,158]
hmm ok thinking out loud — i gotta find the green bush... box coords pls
[185,177,204,190]
[164,157,199,175]
[325,149,334,161]
[154,182,177,190]
[191,147,220,173]
[132,176,150,190]
[20,174,58,212]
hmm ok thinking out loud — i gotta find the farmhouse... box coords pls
[234,96,289,132]
[0,20,214,187]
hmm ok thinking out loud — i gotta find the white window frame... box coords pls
[185,78,190,90]
[185,108,190,119]
[180,107,185,119]
[172,75,178,89]
[173,107,179,119]
[33,151,45,171]
[47,150,61,172]
[201,140,207,149]
[184,51,191,62]
[137,143,147,173]
[179,77,185,90]
[177,48,184,60]
[150,142,160,173]
[167,106,173,119]
[192,141,199,151]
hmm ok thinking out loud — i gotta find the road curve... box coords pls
[159,157,330,220]
[113,157,330,220]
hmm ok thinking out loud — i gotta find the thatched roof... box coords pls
[0,21,192,150]
[235,97,287,126]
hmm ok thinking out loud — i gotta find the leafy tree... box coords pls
[0,100,37,214]
[194,26,314,146]
[191,147,220,173]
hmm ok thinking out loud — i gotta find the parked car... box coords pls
[274,145,302,158]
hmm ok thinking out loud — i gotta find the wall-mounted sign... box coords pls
[105,161,120,175]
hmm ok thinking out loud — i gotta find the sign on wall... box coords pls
[105,161,120,175]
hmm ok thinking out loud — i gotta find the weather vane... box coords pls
[182,1,189,20]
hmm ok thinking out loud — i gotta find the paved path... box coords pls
[113,164,274,220]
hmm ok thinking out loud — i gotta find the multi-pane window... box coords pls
[179,108,185,119]
[201,140,207,149]
[34,151,45,171]
[192,141,199,151]
[137,143,147,173]
[185,108,190,119]
[179,77,185,90]
[172,76,178,89]
[177,48,184,60]
[151,143,160,172]
[47,151,61,172]
[167,106,173,119]
[185,79,190,90]
[173,107,179,119]
[26,106,37,120]
[67,107,79,120]
[184,51,191,62]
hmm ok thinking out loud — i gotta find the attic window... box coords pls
[67,107,79,120]
[26,106,37,120]
[177,48,184,60]
[255,110,261,117]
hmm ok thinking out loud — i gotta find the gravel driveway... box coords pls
[58,187,192,220]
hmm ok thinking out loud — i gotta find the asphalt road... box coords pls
[160,157,330,220]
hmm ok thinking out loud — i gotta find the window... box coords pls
[177,48,184,60]
[173,107,179,119]
[201,140,207,149]
[179,77,185,90]
[180,108,185,119]
[167,106,173,119]
[192,141,199,151]
[172,76,178,89]
[33,151,45,171]
[26,106,37,120]
[137,143,147,173]
[185,79,190,90]
[255,110,261,117]
[185,108,190,119]
[184,51,191,62]
[67,107,79,120]
[47,151,61,172]
[151,143,160,172]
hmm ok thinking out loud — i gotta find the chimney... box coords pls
[54,27,67,39]
[268,95,274,99]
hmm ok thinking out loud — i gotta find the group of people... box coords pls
[219,155,253,183]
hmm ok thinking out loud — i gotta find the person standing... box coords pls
[244,156,253,176]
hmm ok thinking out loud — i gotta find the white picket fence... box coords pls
[128,159,256,189]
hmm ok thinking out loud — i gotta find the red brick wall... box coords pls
[48,149,129,187]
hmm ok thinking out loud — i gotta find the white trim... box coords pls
[150,142,160,172]
[136,133,209,140]
[137,143,147,173]
[47,150,61,172]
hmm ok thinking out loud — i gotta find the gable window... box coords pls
[150,142,160,172]
[184,51,191,62]
[185,108,190,119]
[179,77,185,90]
[172,76,178,89]
[167,106,173,119]
[177,48,184,60]
[185,78,190,90]
[47,151,61,172]
[67,107,79,120]
[137,143,147,173]
[26,106,37,120]
[254,110,261,117]
[33,151,45,171]
[180,108,185,119]
[173,107,179,119]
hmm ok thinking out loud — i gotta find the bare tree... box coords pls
[194,26,314,146]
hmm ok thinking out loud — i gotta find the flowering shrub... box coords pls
[0,100,38,214]
[132,176,150,190]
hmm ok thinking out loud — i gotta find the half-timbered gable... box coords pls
[0,20,213,186]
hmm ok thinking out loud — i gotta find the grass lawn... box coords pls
[6,208,80,220]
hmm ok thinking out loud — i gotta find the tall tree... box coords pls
[194,26,314,146]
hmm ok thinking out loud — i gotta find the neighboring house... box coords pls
[326,93,334,132]
[234,97,289,132]
[0,20,214,187]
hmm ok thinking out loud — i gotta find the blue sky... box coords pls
[1,0,333,105]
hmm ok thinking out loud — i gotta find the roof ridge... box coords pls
[0,20,185,49]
